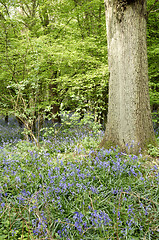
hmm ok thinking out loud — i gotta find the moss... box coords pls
[99,139,116,150]
[144,136,158,149]
[99,137,158,155]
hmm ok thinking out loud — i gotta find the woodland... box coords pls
[0,0,159,239]
[0,0,159,136]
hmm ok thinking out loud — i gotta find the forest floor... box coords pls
[0,114,159,240]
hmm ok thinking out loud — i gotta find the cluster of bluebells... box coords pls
[0,117,159,239]
[32,211,48,237]
[56,208,112,238]
[0,113,102,152]
[0,117,22,146]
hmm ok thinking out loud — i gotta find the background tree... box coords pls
[0,0,109,136]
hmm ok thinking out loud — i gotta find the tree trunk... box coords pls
[49,71,61,123]
[5,114,8,124]
[51,102,61,124]
[100,0,156,153]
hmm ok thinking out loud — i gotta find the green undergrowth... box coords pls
[0,114,159,240]
[0,133,159,240]
[147,138,159,158]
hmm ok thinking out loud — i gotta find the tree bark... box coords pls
[100,0,157,153]
[49,71,61,124]
[5,114,8,124]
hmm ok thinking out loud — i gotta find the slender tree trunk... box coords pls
[49,71,61,123]
[5,114,8,124]
[51,102,61,123]
[100,0,156,153]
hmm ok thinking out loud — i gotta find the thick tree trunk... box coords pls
[100,0,156,153]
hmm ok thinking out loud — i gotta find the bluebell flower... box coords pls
[1,202,5,208]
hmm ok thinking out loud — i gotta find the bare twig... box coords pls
[54,17,74,39]
[151,8,159,12]
[89,191,94,211]
[144,224,159,238]
[116,192,122,240]
[121,191,159,206]
[147,0,159,17]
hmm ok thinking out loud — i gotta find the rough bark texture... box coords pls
[100,0,156,153]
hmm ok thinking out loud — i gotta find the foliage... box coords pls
[41,111,104,153]
[0,0,158,135]
[148,137,159,157]
[0,0,108,134]
[147,0,159,125]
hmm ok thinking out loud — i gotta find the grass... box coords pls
[0,113,159,240]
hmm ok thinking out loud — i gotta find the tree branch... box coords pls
[151,8,159,13]
[0,12,5,21]
[0,2,10,17]
[54,17,74,39]
[147,0,159,17]
[20,3,30,18]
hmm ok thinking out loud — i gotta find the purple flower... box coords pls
[1,202,5,208]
